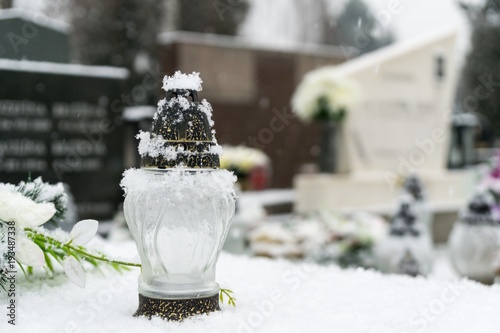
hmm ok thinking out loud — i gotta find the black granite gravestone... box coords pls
[0,61,128,221]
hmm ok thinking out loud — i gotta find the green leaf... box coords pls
[44,252,54,274]
[23,227,141,286]
[220,288,237,307]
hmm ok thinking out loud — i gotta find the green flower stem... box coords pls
[24,228,141,268]
[23,228,236,306]
[219,288,236,307]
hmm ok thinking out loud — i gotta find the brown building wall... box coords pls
[159,33,348,188]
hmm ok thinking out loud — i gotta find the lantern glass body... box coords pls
[123,169,235,299]
[449,222,500,284]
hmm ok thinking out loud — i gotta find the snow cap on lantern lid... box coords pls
[139,71,222,169]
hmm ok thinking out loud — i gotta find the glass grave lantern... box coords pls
[401,174,432,236]
[449,191,500,284]
[121,72,236,321]
[376,194,433,276]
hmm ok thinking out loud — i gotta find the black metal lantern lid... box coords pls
[403,174,424,201]
[389,199,420,237]
[461,191,496,225]
[138,72,221,169]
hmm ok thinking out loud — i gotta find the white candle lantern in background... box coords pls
[376,194,433,276]
[401,174,433,236]
[121,72,236,321]
[449,191,500,284]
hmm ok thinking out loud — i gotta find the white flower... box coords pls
[0,190,55,266]
[292,66,360,122]
[221,145,270,172]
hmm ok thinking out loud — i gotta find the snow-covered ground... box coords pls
[3,239,500,333]
[429,245,460,281]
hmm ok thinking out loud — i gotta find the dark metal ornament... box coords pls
[403,174,424,201]
[141,88,220,169]
[389,202,420,237]
[462,192,496,226]
[397,250,420,277]
[134,293,220,321]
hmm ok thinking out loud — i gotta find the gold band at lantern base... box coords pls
[133,293,220,321]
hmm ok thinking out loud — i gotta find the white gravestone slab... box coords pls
[295,28,475,224]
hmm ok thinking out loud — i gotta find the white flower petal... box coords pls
[0,190,55,228]
[16,235,46,267]
[63,256,86,288]
[70,219,99,246]
[292,66,360,121]
[15,202,56,228]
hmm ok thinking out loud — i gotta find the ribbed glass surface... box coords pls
[123,169,235,298]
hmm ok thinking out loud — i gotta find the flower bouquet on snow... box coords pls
[248,211,387,268]
[300,211,387,268]
[292,66,360,173]
[0,177,139,292]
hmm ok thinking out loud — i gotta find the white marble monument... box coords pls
[295,28,475,223]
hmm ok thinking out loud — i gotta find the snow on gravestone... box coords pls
[296,28,474,212]
[0,59,128,221]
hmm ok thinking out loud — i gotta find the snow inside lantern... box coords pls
[120,71,236,321]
